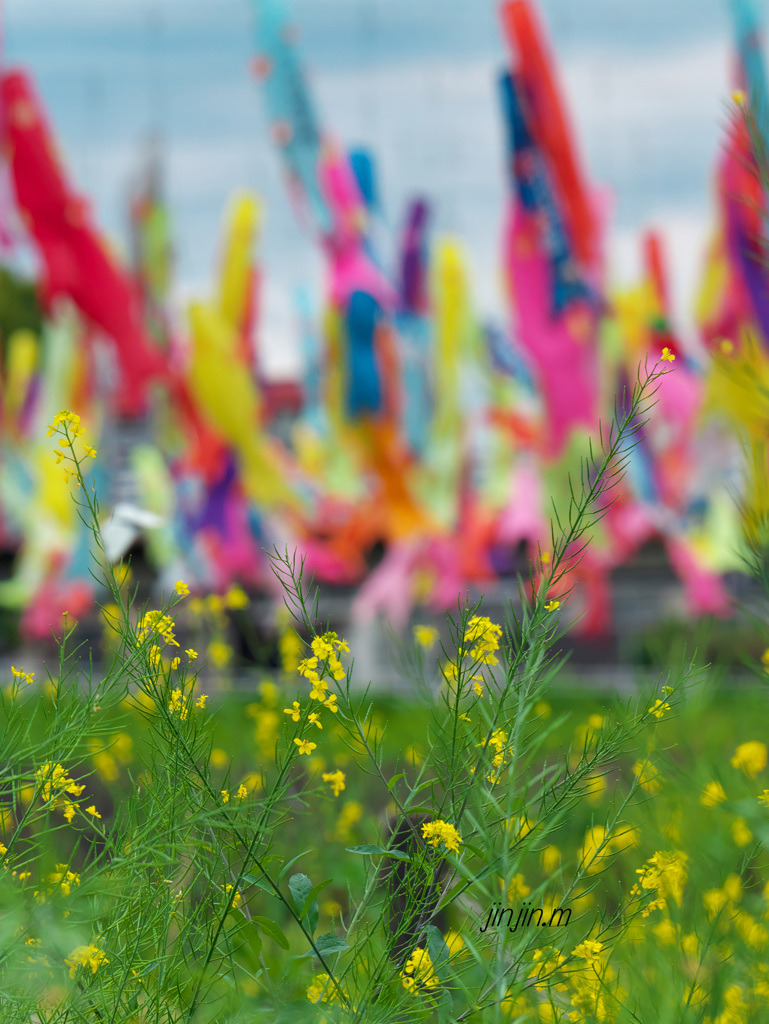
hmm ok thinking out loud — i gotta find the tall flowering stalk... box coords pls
[0,362,698,1023]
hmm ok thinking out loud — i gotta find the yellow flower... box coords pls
[661,346,675,363]
[312,635,335,659]
[463,615,502,666]
[45,864,81,897]
[508,873,531,900]
[294,738,317,756]
[307,973,330,1004]
[328,654,345,681]
[174,580,190,597]
[421,819,462,853]
[170,657,181,670]
[298,656,320,683]
[444,930,464,956]
[580,825,614,875]
[65,944,108,978]
[544,600,560,612]
[323,693,339,713]
[221,789,230,803]
[284,701,302,722]
[35,763,84,801]
[701,781,727,807]
[85,806,102,819]
[308,712,323,730]
[278,626,304,674]
[732,817,753,847]
[322,769,346,797]
[634,760,663,794]
[62,802,76,823]
[211,748,228,769]
[309,679,329,701]
[306,972,346,1005]
[168,689,188,721]
[185,648,198,661]
[731,741,767,778]
[222,883,242,909]
[413,625,439,651]
[632,850,688,915]
[195,695,208,709]
[541,845,561,874]
[82,444,97,458]
[648,699,671,719]
[401,946,439,991]
[11,666,34,686]
[653,918,677,945]
[225,585,248,609]
[333,800,363,841]
[573,939,604,965]
[236,784,248,800]
[208,641,233,668]
[758,789,769,808]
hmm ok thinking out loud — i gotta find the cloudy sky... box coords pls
[2,0,743,374]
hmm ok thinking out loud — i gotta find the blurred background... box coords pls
[0,0,766,688]
[4,0,733,371]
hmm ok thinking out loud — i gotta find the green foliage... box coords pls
[4,365,769,1022]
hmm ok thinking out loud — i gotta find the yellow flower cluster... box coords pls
[298,632,348,697]
[222,883,243,909]
[401,946,439,992]
[11,665,34,686]
[46,410,97,480]
[422,819,462,854]
[573,938,604,966]
[322,769,346,797]
[286,632,347,759]
[306,972,347,1005]
[136,610,179,649]
[307,973,331,1003]
[528,946,567,991]
[479,729,513,784]
[35,864,81,902]
[632,850,688,916]
[35,763,85,801]
[46,410,83,438]
[65,943,108,978]
[463,615,502,666]
[168,689,188,721]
